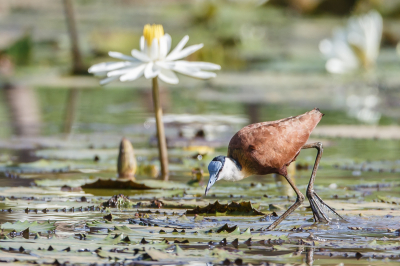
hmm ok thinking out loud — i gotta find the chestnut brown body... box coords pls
[228,108,323,177]
[206,108,344,230]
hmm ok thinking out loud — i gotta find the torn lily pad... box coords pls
[186,201,264,216]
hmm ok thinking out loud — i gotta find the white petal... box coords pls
[88,62,129,73]
[364,11,382,61]
[150,38,159,60]
[159,35,168,59]
[174,61,221,71]
[158,68,179,84]
[131,49,151,62]
[335,42,359,66]
[144,62,160,79]
[119,64,146,82]
[173,66,216,79]
[107,64,142,77]
[164,34,172,53]
[326,58,357,74]
[166,43,204,61]
[140,36,145,51]
[100,76,118,85]
[155,61,175,69]
[319,39,333,56]
[166,35,189,60]
[140,37,148,55]
[108,51,137,61]
[186,71,217,79]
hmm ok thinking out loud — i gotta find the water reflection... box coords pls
[2,85,41,136]
[347,93,380,124]
[274,163,296,197]
[244,102,262,124]
[63,88,80,136]
[306,247,314,266]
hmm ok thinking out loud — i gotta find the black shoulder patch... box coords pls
[212,156,226,168]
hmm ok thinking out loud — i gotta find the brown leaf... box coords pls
[102,194,130,208]
[21,228,29,239]
[81,179,154,190]
[103,213,112,221]
[186,200,264,216]
[217,224,238,233]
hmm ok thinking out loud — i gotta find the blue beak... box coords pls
[205,160,222,196]
[205,173,218,196]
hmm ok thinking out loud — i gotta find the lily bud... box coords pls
[117,137,137,179]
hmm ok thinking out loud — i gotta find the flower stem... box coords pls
[152,77,169,181]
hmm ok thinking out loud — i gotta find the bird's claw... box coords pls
[307,191,345,223]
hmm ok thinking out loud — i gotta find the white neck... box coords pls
[218,157,245,182]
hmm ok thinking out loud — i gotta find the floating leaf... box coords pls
[177,215,190,222]
[0,220,55,233]
[194,215,204,222]
[113,225,132,234]
[143,248,173,261]
[242,228,251,236]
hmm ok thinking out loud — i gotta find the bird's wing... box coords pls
[228,109,323,175]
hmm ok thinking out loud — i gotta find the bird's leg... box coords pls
[266,175,305,230]
[302,142,345,222]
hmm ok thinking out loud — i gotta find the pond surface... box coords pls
[0,122,399,264]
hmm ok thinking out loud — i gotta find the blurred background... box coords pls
[0,0,399,164]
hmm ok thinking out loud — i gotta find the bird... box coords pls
[205,108,344,230]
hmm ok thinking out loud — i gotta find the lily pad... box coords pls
[0,220,55,233]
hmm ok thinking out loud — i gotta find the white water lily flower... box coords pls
[319,10,382,74]
[89,24,221,85]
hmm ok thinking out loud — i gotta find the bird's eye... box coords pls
[248,145,256,151]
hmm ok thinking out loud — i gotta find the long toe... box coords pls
[308,192,345,223]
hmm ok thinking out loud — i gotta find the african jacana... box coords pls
[205,108,344,230]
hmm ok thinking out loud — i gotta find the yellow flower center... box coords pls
[143,24,164,47]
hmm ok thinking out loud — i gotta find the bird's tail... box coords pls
[314,107,325,116]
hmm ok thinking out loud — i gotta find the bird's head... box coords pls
[205,156,226,196]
